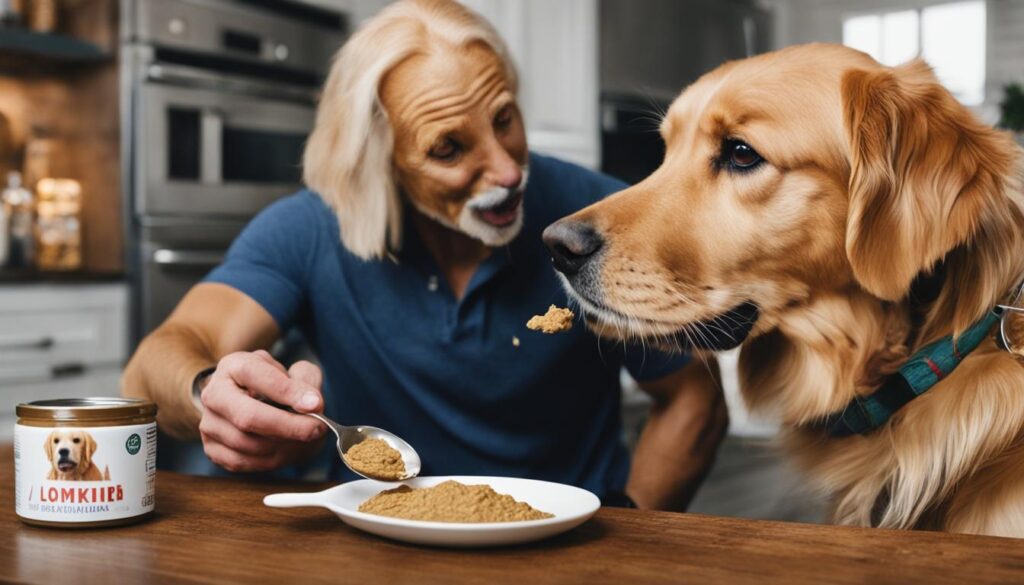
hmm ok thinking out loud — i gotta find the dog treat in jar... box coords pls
[14,398,157,528]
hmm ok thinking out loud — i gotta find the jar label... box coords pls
[14,423,156,523]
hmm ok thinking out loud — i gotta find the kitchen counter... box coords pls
[1,447,1023,584]
[0,268,124,284]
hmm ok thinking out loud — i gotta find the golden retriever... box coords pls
[45,430,110,481]
[544,43,1024,537]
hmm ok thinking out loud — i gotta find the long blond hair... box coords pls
[302,0,518,260]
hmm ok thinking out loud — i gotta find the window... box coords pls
[842,1,986,105]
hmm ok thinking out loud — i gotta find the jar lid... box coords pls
[16,397,157,422]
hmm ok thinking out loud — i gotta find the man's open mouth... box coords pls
[57,460,77,472]
[472,192,523,227]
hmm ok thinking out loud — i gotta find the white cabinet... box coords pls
[461,0,600,169]
[0,283,128,441]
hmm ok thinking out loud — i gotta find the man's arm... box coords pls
[626,357,728,511]
[121,282,286,439]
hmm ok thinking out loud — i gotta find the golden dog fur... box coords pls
[45,430,110,481]
[559,44,1024,536]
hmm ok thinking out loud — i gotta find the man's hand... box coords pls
[198,350,327,472]
[626,358,728,511]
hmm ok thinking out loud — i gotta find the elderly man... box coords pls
[122,0,726,510]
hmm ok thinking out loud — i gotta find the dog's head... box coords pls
[304,0,528,259]
[545,43,1023,352]
[45,430,97,479]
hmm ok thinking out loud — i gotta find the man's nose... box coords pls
[486,149,523,190]
[58,448,69,457]
[542,220,603,275]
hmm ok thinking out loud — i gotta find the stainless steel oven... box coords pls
[122,0,347,344]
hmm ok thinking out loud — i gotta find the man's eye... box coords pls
[721,139,763,172]
[428,138,461,162]
[494,107,513,129]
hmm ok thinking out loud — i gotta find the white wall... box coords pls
[765,0,1024,124]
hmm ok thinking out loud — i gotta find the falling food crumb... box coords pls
[512,336,520,347]
[526,305,575,334]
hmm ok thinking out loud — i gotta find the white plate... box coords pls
[263,475,601,548]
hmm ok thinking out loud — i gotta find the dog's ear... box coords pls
[83,433,96,468]
[841,60,1017,307]
[44,432,55,462]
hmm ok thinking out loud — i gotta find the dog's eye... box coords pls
[428,138,461,163]
[73,438,81,444]
[722,139,763,172]
[53,438,59,444]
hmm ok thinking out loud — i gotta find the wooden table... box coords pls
[2,448,1023,584]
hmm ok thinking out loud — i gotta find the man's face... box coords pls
[380,43,529,246]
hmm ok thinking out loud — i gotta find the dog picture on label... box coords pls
[44,430,111,481]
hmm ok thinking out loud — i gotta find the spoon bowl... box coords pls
[304,412,421,481]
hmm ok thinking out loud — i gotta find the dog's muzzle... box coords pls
[543,218,760,351]
[672,301,760,350]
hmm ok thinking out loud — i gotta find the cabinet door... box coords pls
[0,367,123,442]
[461,0,600,169]
[0,284,127,369]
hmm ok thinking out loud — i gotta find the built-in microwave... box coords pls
[135,78,315,218]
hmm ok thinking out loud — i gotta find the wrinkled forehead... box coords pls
[661,46,872,169]
[380,42,513,124]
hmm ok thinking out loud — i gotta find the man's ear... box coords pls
[842,59,1016,302]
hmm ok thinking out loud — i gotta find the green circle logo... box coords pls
[125,433,141,455]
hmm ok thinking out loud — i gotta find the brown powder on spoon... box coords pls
[526,305,574,334]
[344,438,406,481]
[358,480,554,523]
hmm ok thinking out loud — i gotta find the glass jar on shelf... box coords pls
[27,0,56,33]
[2,171,34,269]
[34,177,81,271]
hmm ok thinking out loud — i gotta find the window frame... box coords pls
[840,0,988,106]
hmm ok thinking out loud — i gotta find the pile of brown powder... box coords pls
[358,480,554,523]
[343,438,406,481]
[526,305,574,334]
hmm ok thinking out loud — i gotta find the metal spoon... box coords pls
[303,412,421,482]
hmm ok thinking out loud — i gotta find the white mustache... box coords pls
[466,166,530,211]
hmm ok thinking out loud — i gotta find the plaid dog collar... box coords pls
[808,310,1002,438]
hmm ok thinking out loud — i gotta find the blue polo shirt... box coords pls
[203,152,689,499]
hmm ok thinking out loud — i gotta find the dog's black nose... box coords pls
[58,448,69,457]
[543,220,603,275]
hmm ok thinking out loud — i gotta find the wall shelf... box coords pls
[0,28,110,64]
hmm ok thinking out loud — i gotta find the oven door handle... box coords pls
[152,249,225,267]
[0,336,56,350]
[146,64,318,103]
[201,108,224,185]
[0,363,86,384]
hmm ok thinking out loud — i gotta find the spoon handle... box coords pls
[303,411,345,438]
[259,398,345,437]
